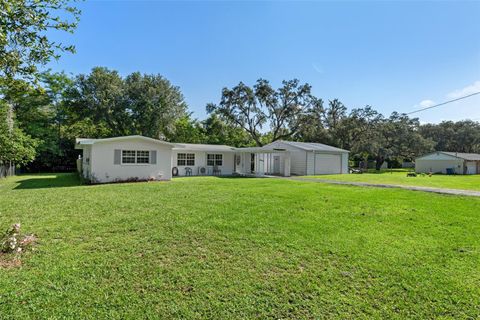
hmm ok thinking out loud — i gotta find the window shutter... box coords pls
[150,150,157,164]
[114,149,121,165]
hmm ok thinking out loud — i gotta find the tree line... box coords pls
[1,0,479,173]
[1,68,480,172]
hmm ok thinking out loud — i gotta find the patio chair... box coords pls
[213,166,221,176]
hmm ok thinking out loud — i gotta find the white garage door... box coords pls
[314,153,341,174]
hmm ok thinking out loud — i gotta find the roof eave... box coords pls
[276,140,349,153]
[75,135,174,147]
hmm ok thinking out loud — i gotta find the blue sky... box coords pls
[48,1,480,123]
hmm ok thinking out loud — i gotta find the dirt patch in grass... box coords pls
[0,253,22,269]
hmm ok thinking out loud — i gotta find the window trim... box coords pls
[121,150,150,165]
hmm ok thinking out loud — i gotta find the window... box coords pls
[207,154,214,166]
[122,150,150,164]
[207,154,223,166]
[215,154,223,166]
[122,150,136,164]
[136,151,150,164]
[177,153,195,166]
[186,153,195,166]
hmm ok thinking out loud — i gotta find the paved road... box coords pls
[285,176,480,197]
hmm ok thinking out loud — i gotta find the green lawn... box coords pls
[0,174,479,319]
[308,171,480,191]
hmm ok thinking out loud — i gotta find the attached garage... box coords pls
[264,140,349,175]
[415,151,480,175]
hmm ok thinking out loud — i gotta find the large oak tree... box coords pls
[207,79,322,146]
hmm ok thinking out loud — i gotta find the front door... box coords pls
[273,156,280,174]
[234,154,241,173]
[250,153,255,173]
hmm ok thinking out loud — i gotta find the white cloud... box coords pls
[411,80,480,123]
[411,99,435,110]
[418,99,435,108]
[447,81,480,99]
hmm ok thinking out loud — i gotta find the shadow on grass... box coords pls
[14,173,82,190]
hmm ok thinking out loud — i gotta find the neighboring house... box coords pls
[264,140,350,175]
[415,151,480,175]
[75,136,349,183]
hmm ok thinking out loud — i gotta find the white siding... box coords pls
[466,161,477,175]
[289,151,307,175]
[172,150,235,176]
[341,153,349,174]
[90,138,172,183]
[265,141,308,175]
[306,151,315,175]
[415,159,464,174]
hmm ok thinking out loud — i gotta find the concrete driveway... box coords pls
[285,176,480,197]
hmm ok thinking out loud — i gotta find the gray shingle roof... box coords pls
[274,140,349,153]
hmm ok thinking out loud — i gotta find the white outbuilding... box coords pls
[263,140,350,175]
[415,151,480,175]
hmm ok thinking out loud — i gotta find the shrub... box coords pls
[0,223,37,254]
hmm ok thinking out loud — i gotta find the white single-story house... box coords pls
[415,151,480,175]
[75,136,349,183]
[264,140,350,175]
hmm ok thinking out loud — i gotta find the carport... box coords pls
[234,147,291,177]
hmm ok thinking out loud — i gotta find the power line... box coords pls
[406,91,480,115]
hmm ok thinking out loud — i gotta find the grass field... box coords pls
[309,170,480,191]
[0,173,479,319]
